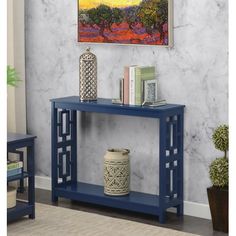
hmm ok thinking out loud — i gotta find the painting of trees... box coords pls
[84,5,124,41]
[78,0,171,45]
[125,6,139,30]
[138,0,168,39]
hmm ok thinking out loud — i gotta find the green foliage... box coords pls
[212,125,229,156]
[87,5,113,28]
[209,124,229,188]
[157,0,168,24]
[112,8,124,24]
[7,66,21,87]
[209,157,228,187]
[125,6,139,27]
[83,4,125,40]
[138,0,168,35]
[86,8,100,25]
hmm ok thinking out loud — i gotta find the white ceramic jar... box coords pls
[104,149,130,196]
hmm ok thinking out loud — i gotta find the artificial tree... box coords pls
[207,124,228,233]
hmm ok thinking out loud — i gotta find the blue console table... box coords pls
[51,96,185,223]
[7,133,36,222]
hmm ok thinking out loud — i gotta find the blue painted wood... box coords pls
[51,96,184,118]
[7,133,36,144]
[58,151,71,179]
[27,144,35,219]
[7,201,34,222]
[177,113,184,216]
[159,116,168,223]
[7,133,36,222]
[51,102,59,202]
[50,96,185,223]
[71,110,77,184]
[59,110,70,137]
[55,182,182,215]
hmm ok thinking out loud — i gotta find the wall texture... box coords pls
[25,0,228,204]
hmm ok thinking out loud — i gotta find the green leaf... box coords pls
[7,65,21,87]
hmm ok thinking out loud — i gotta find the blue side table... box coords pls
[7,133,36,222]
[50,96,185,223]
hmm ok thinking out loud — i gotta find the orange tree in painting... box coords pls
[86,5,124,42]
[138,0,168,40]
[125,6,140,30]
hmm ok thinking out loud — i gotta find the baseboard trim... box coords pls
[35,175,211,220]
[35,175,51,190]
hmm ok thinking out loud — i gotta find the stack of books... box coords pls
[7,161,23,177]
[112,66,167,107]
[120,66,158,106]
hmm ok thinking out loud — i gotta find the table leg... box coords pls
[51,102,58,202]
[19,150,24,193]
[177,112,184,217]
[159,116,167,223]
[71,110,77,184]
[27,144,35,219]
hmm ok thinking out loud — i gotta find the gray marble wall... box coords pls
[25,0,228,204]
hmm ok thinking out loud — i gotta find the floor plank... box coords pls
[17,188,228,236]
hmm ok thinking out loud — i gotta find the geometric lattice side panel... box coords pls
[58,151,71,183]
[166,115,179,157]
[59,110,70,137]
[165,161,178,199]
[164,115,181,199]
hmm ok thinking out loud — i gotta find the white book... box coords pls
[129,65,137,105]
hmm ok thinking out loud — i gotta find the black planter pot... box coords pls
[207,186,228,233]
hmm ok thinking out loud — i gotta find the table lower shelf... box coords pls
[7,200,34,222]
[54,182,181,216]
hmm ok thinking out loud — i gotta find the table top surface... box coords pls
[7,133,36,145]
[51,96,185,111]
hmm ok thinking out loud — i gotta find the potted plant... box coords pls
[7,65,21,87]
[207,124,228,233]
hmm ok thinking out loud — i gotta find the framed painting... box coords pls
[78,0,173,46]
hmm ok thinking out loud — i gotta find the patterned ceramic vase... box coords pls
[104,149,130,196]
[79,47,97,101]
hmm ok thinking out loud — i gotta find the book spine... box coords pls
[129,67,136,105]
[7,161,23,170]
[123,67,129,105]
[7,168,23,177]
[120,78,124,104]
[135,67,142,106]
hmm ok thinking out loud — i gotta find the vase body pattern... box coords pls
[79,48,97,101]
[104,149,130,196]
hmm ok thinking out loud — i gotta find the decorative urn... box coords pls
[79,47,97,101]
[104,149,130,196]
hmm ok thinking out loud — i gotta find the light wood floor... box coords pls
[17,188,228,236]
